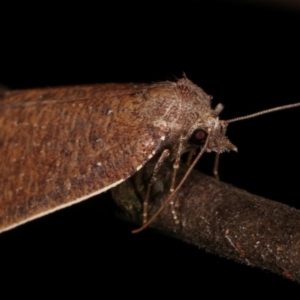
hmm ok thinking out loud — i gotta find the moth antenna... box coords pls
[132,130,211,234]
[225,102,300,124]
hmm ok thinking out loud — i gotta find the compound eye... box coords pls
[188,129,208,145]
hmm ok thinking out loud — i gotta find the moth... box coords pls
[0,76,299,234]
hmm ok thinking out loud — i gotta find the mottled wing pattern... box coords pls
[0,83,169,232]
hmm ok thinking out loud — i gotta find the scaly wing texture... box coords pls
[0,83,169,232]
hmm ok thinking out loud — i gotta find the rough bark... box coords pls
[112,160,300,282]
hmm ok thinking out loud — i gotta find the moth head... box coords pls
[190,100,300,154]
[188,117,237,153]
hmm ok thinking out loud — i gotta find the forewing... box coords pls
[0,83,168,232]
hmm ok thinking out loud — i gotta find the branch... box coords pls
[112,160,300,282]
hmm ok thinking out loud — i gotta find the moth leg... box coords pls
[170,135,186,224]
[186,148,196,167]
[143,149,170,224]
[213,152,220,181]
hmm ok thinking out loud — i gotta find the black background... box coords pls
[1,0,300,295]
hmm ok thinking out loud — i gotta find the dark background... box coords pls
[1,0,300,295]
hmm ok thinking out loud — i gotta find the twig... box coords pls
[112,160,300,282]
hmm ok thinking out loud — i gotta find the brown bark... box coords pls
[112,160,300,282]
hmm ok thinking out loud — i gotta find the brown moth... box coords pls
[0,76,299,234]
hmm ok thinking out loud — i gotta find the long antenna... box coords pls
[132,130,211,234]
[225,102,300,124]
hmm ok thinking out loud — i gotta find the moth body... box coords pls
[0,77,235,233]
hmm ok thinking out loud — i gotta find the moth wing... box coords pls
[0,84,168,232]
